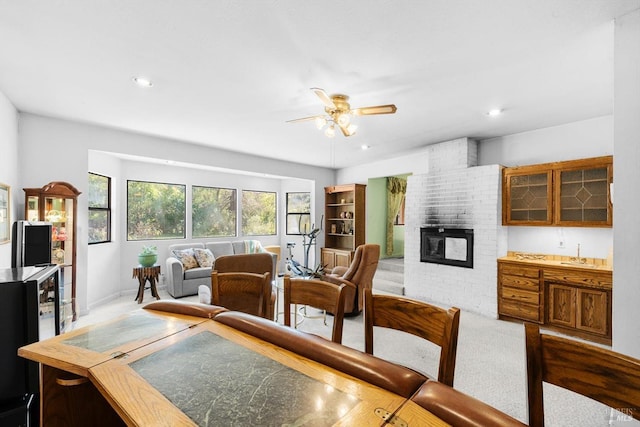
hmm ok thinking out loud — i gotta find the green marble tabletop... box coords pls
[130,330,360,426]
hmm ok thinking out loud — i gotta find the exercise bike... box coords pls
[285,225,322,277]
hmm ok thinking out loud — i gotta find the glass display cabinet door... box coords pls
[555,164,612,227]
[24,181,80,321]
[503,170,553,225]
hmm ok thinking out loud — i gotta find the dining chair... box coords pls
[524,322,640,426]
[211,271,272,319]
[363,287,460,387]
[283,276,347,344]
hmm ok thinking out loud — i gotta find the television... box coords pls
[11,220,53,268]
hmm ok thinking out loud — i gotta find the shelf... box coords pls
[329,218,354,221]
[328,233,354,237]
[327,203,354,207]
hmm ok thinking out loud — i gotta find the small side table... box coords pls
[133,265,161,304]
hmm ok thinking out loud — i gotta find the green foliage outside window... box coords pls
[192,186,237,237]
[242,190,276,236]
[127,180,186,240]
[88,172,111,244]
[286,192,311,235]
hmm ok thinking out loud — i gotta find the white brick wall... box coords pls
[405,139,505,318]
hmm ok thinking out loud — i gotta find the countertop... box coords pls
[499,252,612,272]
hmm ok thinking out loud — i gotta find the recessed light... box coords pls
[487,108,503,117]
[361,145,370,150]
[133,76,153,87]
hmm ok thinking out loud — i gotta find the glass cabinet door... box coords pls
[25,182,80,321]
[556,165,611,226]
[503,169,553,225]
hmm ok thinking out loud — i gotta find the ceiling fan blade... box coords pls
[311,87,336,109]
[352,104,397,116]
[338,123,357,137]
[286,115,324,123]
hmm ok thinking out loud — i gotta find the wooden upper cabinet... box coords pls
[502,156,612,227]
[555,157,612,227]
[503,167,553,225]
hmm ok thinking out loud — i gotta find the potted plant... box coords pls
[138,245,158,267]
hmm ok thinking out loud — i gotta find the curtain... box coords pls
[386,177,407,256]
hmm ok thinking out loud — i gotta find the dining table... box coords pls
[18,302,449,427]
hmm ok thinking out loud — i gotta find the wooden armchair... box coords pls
[323,244,380,315]
[211,271,272,319]
[363,287,460,387]
[283,276,347,343]
[525,322,640,426]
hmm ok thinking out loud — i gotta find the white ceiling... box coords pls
[0,1,638,169]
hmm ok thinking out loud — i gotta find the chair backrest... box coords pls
[524,322,640,426]
[213,253,273,276]
[211,271,272,319]
[283,276,347,344]
[363,288,460,387]
[342,244,380,312]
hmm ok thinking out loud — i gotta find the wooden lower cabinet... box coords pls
[498,262,543,323]
[321,248,352,271]
[498,259,612,345]
[547,281,610,338]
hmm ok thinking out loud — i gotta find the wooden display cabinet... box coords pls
[25,182,81,321]
[502,156,612,227]
[322,184,365,270]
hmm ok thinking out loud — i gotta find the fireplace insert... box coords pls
[420,227,474,268]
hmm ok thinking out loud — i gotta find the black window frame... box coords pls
[88,172,112,244]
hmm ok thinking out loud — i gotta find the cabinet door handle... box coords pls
[56,377,89,387]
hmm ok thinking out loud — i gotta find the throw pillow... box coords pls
[172,249,199,270]
[194,248,215,268]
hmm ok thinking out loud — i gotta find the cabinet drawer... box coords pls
[544,269,612,289]
[500,299,541,322]
[501,287,540,305]
[500,274,540,291]
[500,263,539,279]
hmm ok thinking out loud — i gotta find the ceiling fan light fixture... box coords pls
[337,113,351,126]
[315,116,327,129]
[346,124,358,136]
[325,125,336,138]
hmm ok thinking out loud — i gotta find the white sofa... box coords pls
[165,241,277,298]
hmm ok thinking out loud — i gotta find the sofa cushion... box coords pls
[172,248,199,270]
[184,266,212,280]
[194,248,215,267]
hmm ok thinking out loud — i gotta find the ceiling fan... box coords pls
[287,88,397,137]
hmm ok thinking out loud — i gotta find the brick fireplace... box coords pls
[404,138,507,318]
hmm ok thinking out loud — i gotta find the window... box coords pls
[192,186,237,238]
[127,180,186,241]
[242,190,276,236]
[88,173,111,244]
[286,192,311,235]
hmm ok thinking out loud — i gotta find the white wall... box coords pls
[19,113,334,315]
[0,91,18,266]
[613,8,640,357]
[87,151,122,307]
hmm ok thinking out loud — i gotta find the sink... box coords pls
[560,261,597,268]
